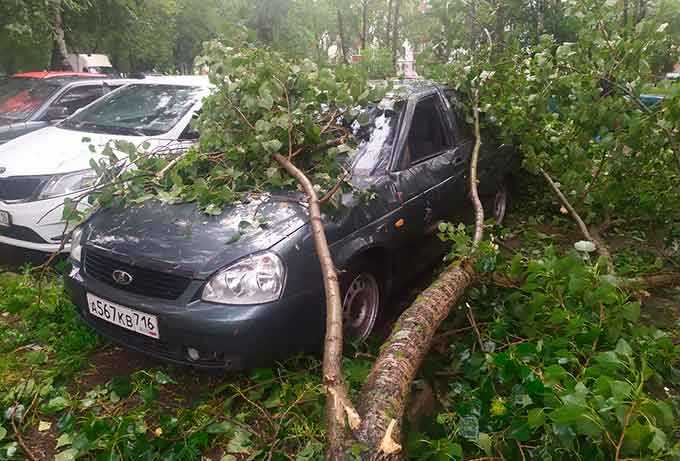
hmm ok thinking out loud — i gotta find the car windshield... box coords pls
[61,83,204,136]
[0,78,60,121]
[349,102,404,175]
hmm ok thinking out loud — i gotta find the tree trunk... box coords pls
[391,0,401,71]
[50,1,73,71]
[385,0,393,48]
[272,154,358,461]
[337,8,349,64]
[361,0,369,50]
[354,263,476,457]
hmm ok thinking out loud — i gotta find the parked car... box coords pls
[0,75,211,253]
[64,80,518,369]
[0,71,124,145]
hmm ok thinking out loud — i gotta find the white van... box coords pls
[67,54,119,76]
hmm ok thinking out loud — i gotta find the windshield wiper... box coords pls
[61,121,148,137]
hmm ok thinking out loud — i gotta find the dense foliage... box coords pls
[84,45,386,217]
[410,247,680,459]
[433,0,680,229]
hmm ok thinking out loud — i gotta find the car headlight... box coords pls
[202,252,285,305]
[39,169,97,200]
[70,226,83,263]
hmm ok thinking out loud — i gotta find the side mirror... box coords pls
[45,105,70,121]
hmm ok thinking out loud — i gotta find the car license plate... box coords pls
[0,210,10,227]
[86,293,159,339]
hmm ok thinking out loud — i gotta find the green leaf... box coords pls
[255,119,271,132]
[45,396,70,413]
[622,301,640,322]
[527,408,545,428]
[154,370,175,385]
[477,432,493,455]
[226,429,251,453]
[459,415,479,440]
[56,433,72,449]
[206,421,234,434]
[54,448,78,461]
[648,427,667,452]
[262,139,283,154]
[615,339,633,358]
[0,426,6,441]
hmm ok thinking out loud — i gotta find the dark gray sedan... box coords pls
[65,80,517,369]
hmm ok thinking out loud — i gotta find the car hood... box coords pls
[84,196,309,279]
[0,126,147,177]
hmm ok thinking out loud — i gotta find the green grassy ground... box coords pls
[0,181,678,460]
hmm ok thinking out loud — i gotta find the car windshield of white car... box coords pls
[0,78,61,122]
[61,84,203,137]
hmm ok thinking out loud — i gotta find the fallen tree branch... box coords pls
[272,153,357,460]
[539,167,614,272]
[353,86,486,459]
[470,88,485,246]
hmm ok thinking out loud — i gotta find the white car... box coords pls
[0,75,211,253]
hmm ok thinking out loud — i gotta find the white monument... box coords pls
[396,39,419,79]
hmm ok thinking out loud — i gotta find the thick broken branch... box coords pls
[353,91,486,459]
[470,88,485,245]
[272,154,357,460]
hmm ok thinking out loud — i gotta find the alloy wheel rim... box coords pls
[342,273,380,342]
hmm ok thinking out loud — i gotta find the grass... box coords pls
[0,187,678,460]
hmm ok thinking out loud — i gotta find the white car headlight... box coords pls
[70,226,83,263]
[202,252,285,305]
[39,169,97,200]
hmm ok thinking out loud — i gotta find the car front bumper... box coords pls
[0,195,73,253]
[65,263,325,369]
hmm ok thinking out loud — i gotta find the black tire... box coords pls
[340,259,385,342]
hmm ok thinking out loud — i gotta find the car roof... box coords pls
[128,75,212,88]
[369,78,443,101]
[12,71,108,79]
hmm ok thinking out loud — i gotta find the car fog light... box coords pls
[187,347,200,361]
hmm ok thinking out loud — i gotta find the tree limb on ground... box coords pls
[352,89,486,459]
[272,153,358,460]
[539,167,614,272]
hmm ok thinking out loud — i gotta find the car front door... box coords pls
[389,92,459,272]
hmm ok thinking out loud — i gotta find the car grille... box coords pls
[0,176,49,201]
[83,248,192,300]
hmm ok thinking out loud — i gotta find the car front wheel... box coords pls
[341,262,382,342]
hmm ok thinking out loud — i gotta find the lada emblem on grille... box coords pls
[0,167,6,175]
[112,270,133,286]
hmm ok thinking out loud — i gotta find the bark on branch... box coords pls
[540,167,614,271]
[272,154,358,460]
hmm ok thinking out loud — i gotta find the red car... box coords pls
[0,71,123,144]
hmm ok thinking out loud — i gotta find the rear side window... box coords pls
[53,85,104,116]
[403,96,452,166]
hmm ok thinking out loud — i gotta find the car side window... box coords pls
[52,85,104,116]
[403,95,452,167]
